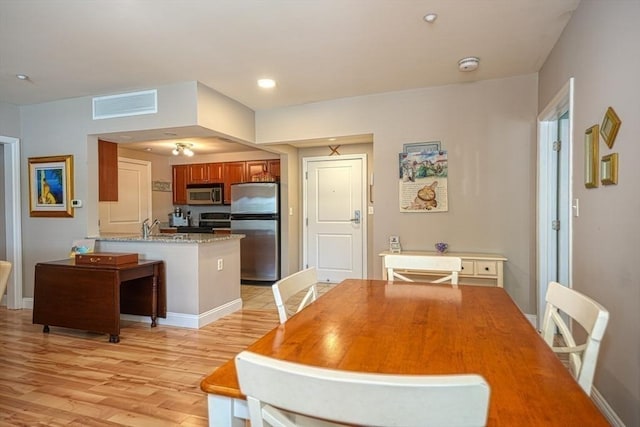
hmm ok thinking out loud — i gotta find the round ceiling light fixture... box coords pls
[257,78,276,89]
[16,74,29,80]
[458,57,480,72]
[423,13,438,23]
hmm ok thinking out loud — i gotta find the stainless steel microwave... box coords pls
[186,183,223,205]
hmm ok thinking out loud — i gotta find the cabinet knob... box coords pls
[484,267,489,271]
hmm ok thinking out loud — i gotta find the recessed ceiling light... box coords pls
[423,13,438,23]
[328,138,337,141]
[258,78,276,89]
[16,74,29,80]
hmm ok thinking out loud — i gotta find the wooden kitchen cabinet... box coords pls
[223,162,246,204]
[188,163,209,183]
[172,165,188,205]
[208,163,224,182]
[267,159,280,180]
[246,159,281,182]
[98,139,119,201]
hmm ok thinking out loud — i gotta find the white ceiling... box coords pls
[0,0,580,154]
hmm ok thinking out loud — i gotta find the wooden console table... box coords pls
[380,251,507,287]
[33,258,166,342]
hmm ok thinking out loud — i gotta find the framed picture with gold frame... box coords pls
[600,106,621,149]
[601,153,618,185]
[28,155,74,217]
[584,125,599,188]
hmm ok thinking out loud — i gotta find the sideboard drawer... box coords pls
[461,260,475,275]
[476,261,497,276]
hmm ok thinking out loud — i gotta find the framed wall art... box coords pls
[584,125,599,189]
[403,141,441,154]
[28,155,74,217]
[600,106,621,149]
[601,153,618,185]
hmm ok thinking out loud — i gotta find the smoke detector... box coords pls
[458,57,480,72]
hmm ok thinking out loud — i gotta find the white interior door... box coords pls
[99,157,152,234]
[303,155,366,283]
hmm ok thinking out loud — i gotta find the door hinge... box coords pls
[306,217,308,226]
[553,141,561,151]
[305,171,308,180]
[552,220,560,231]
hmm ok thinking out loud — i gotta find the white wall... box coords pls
[18,81,255,298]
[0,102,20,137]
[539,1,640,424]
[256,74,538,312]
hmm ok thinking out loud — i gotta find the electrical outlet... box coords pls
[217,259,223,271]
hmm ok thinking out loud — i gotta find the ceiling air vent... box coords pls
[92,89,157,120]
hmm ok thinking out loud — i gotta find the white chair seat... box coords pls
[236,350,490,427]
[541,281,609,395]
[384,254,462,285]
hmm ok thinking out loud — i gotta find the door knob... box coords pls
[350,210,361,224]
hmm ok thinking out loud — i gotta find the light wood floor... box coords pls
[0,284,333,426]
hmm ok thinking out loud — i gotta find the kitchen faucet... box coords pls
[142,218,159,239]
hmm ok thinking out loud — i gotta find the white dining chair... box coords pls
[384,254,462,285]
[0,260,11,304]
[541,281,609,395]
[236,350,490,427]
[272,267,318,324]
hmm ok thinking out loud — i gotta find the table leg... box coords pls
[151,264,158,327]
[207,395,246,427]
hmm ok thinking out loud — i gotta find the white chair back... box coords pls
[0,260,12,302]
[272,267,318,323]
[236,351,490,427]
[384,254,462,285]
[541,281,609,395]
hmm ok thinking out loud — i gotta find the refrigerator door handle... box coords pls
[350,210,361,224]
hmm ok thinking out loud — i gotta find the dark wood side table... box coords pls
[33,258,166,343]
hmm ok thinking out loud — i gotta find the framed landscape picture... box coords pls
[28,155,74,217]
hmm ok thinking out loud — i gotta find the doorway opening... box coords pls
[1,136,23,309]
[536,78,574,327]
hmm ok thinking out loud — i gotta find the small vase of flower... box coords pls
[435,242,448,254]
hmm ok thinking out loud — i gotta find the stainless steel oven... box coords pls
[186,183,223,205]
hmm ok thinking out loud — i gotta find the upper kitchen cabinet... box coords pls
[98,139,119,201]
[208,163,224,182]
[188,163,209,183]
[173,165,188,205]
[246,159,281,182]
[223,162,246,204]
[188,162,224,184]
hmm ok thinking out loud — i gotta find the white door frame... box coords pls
[536,78,574,327]
[1,136,24,309]
[302,154,368,279]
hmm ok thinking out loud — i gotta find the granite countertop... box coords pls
[92,233,244,244]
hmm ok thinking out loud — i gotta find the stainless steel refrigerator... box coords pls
[230,182,280,283]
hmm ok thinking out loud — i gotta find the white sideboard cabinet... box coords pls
[379,251,508,287]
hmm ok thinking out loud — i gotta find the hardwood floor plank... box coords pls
[0,305,278,426]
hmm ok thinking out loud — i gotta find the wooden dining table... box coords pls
[200,279,610,426]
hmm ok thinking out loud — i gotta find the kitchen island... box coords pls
[94,233,244,329]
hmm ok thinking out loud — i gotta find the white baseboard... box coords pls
[592,387,626,427]
[24,297,243,329]
[121,298,243,329]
